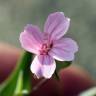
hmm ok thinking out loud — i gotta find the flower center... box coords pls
[40,43,53,55]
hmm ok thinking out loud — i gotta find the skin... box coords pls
[0,43,95,96]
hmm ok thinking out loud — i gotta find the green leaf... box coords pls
[0,51,32,96]
[54,61,72,80]
[14,71,23,95]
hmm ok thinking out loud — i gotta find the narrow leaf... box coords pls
[14,71,23,95]
[0,51,32,96]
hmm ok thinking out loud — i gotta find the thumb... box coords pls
[0,43,21,83]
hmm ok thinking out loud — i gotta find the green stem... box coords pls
[32,79,48,93]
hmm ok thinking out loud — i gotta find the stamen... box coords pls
[40,43,53,55]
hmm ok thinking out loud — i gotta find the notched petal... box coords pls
[30,56,43,78]
[44,12,70,40]
[19,32,39,54]
[30,55,56,79]
[53,38,78,53]
[49,38,78,61]
[42,61,56,78]
[38,55,56,78]
[24,24,44,44]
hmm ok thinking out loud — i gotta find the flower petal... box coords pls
[30,56,43,78]
[38,55,54,65]
[44,12,70,40]
[49,48,75,61]
[30,55,56,78]
[49,38,78,61]
[24,24,44,44]
[20,25,43,54]
[42,62,56,78]
[38,55,56,78]
[53,38,78,53]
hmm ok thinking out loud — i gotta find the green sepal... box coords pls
[54,61,72,80]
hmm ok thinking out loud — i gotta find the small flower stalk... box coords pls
[19,12,78,79]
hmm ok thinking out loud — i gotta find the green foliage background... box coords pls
[0,0,96,79]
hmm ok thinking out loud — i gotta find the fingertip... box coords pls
[59,65,94,96]
[0,43,21,83]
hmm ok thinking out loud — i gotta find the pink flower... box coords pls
[20,12,78,79]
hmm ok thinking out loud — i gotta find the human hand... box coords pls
[0,43,94,96]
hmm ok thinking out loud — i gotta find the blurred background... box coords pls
[0,0,96,79]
